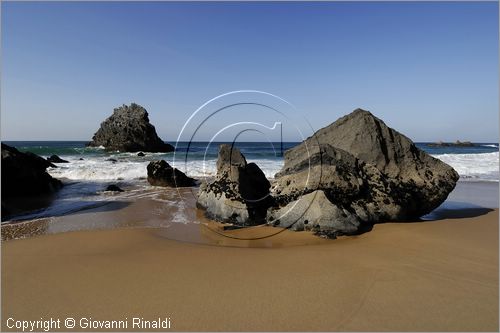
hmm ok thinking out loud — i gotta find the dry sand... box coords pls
[1,206,498,331]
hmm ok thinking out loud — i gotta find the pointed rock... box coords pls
[87,103,174,152]
[273,109,458,227]
[197,144,273,226]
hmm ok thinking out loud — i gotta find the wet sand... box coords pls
[2,204,498,331]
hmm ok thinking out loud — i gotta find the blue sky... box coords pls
[1,1,498,142]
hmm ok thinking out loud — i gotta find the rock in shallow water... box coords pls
[147,160,196,187]
[87,103,174,153]
[1,144,63,220]
[196,144,273,226]
[105,184,124,192]
[47,154,69,163]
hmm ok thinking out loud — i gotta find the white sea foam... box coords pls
[48,157,150,181]
[48,155,284,182]
[481,144,498,148]
[173,158,283,179]
[248,159,284,178]
[47,152,498,183]
[172,159,217,178]
[432,152,499,181]
[8,150,498,223]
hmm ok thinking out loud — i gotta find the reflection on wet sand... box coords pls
[2,183,498,248]
[1,187,328,247]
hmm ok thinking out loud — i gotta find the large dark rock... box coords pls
[47,155,69,163]
[147,160,196,187]
[197,144,273,226]
[1,144,63,220]
[87,103,174,152]
[105,184,124,192]
[269,144,399,236]
[269,109,459,236]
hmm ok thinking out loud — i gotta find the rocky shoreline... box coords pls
[197,109,459,238]
[1,144,63,220]
[1,107,460,239]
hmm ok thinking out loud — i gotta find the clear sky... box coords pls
[1,1,498,142]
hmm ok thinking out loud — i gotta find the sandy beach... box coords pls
[2,188,498,331]
[2,2,498,331]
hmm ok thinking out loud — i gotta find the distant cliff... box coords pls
[427,140,475,147]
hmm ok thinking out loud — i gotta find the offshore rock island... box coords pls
[87,103,174,153]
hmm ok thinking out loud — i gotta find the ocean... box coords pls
[2,140,499,222]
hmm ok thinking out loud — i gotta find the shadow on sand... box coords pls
[419,200,495,221]
[423,206,494,220]
[350,201,495,237]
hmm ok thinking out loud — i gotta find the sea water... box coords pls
[2,141,499,221]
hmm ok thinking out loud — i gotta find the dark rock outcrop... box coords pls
[87,103,174,152]
[105,184,124,192]
[47,155,69,163]
[137,152,145,157]
[147,160,196,187]
[196,144,273,226]
[269,109,459,236]
[192,109,459,238]
[1,144,63,220]
[427,140,475,147]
